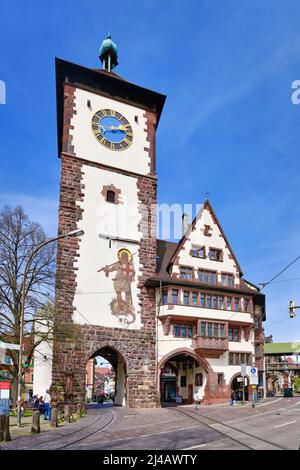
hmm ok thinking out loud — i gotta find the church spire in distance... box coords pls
[99,33,118,72]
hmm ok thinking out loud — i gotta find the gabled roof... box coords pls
[156,239,177,274]
[167,200,243,275]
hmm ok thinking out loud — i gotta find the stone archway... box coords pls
[229,372,250,401]
[87,344,128,406]
[158,348,219,404]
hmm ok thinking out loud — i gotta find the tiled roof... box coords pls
[156,239,178,274]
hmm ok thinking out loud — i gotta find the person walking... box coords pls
[43,389,51,421]
[193,389,200,410]
[231,390,237,405]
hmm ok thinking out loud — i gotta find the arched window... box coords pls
[106,190,116,203]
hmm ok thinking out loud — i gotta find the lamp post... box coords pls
[16,229,84,427]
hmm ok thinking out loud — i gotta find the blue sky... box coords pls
[1,0,300,342]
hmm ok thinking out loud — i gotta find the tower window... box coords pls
[106,190,116,203]
[101,185,121,204]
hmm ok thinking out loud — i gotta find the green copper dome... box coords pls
[99,33,118,70]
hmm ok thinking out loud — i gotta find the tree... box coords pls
[0,206,58,402]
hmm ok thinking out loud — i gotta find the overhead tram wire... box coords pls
[259,255,300,290]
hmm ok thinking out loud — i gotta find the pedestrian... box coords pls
[33,395,40,409]
[193,390,200,410]
[43,389,51,421]
[231,390,237,405]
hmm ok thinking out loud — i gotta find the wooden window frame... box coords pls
[173,321,194,338]
[179,266,194,280]
[217,373,224,385]
[228,326,240,342]
[228,352,251,365]
[195,373,203,386]
[199,321,226,338]
[208,247,223,262]
[191,245,206,259]
[180,376,187,387]
[198,269,217,285]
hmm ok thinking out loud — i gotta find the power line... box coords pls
[259,255,300,290]
[260,277,300,285]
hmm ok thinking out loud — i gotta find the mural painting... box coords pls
[97,248,136,324]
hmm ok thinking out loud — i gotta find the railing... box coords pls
[266,363,300,371]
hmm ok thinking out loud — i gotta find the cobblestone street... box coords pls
[1,397,300,450]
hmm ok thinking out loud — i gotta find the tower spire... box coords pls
[99,33,118,72]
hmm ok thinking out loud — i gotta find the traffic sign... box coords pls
[0,382,10,390]
[249,367,258,384]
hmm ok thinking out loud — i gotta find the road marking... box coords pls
[182,443,206,450]
[274,421,296,428]
[75,424,204,447]
[139,424,203,437]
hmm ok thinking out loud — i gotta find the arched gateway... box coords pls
[50,39,165,408]
[86,346,127,406]
[158,348,230,405]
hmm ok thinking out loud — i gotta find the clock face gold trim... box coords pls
[91,109,133,151]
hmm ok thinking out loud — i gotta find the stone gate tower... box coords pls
[52,36,166,407]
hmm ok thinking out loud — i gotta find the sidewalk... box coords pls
[0,411,82,445]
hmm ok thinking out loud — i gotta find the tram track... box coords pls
[21,409,115,450]
[171,407,288,450]
[56,409,115,450]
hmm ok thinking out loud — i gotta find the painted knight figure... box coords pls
[98,248,136,325]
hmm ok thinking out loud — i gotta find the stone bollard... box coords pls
[77,402,82,418]
[50,406,58,427]
[64,404,70,423]
[0,415,11,442]
[31,409,41,433]
[0,415,4,441]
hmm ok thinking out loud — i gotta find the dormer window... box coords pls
[191,246,206,258]
[208,248,223,261]
[179,266,194,279]
[106,190,116,203]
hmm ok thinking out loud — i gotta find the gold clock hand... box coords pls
[108,125,126,132]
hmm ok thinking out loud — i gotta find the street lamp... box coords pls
[16,229,84,427]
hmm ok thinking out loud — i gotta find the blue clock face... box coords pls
[92,109,133,151]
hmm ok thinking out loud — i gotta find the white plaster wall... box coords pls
[173,206,240,282]
[71,88,150,176]
[177,364,207,400]
[73,165,142,329]
[33,340,53,396]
